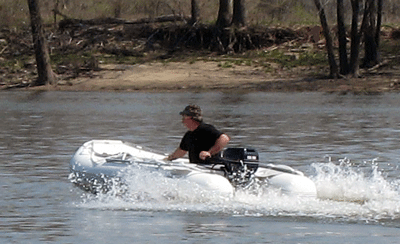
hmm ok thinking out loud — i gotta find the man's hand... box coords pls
[166,148,187,161]
[199,151,211,160]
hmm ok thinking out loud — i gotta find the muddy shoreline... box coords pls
[18,61,400,94]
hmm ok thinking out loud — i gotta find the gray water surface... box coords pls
[1,91,400,243]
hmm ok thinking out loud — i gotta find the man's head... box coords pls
[179,104,203,122]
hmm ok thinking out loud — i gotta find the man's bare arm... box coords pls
[167,148,187,161]
[199,134,230,160]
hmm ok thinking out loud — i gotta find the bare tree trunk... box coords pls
[315,0,382,78]
[216,0,231,28]
[53,0,59,29]
[337,0,349,75]
[190,0,200,25]
[232,0,246,27]
[313,0,339,78]
[375,0,383,47]
[362,0,381,68]
[28,0,55,86]
[113,0,122,18]
[349,0,361,77]
[363,19,377,67]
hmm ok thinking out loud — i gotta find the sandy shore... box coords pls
[25,61,400,93]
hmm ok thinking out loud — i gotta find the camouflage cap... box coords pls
[179,104,203,122]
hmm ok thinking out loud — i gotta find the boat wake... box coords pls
[72,157,400,223]
[312,157,400,204]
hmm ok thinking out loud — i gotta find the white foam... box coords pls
[74,158,400,222]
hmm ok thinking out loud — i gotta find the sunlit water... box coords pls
[2,91,400,243]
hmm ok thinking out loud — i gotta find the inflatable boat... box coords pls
[69,140,317,198]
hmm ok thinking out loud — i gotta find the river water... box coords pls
[1,91,400,243]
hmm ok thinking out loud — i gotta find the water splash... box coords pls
[74,165,234,211]
[311,157,400,203]
[308,157,400,222]
[72,159,400,223]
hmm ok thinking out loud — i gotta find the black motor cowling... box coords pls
[218,148,259,189]
[219,148,259,162]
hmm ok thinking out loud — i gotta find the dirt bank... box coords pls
[23,60,400,94]
[2,23,400,94]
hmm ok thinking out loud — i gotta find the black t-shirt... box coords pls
[179,123,223,163]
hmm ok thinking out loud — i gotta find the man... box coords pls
[166,104,230,164]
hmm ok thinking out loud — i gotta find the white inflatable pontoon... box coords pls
[69,140,317,198]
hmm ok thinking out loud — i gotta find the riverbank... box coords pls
[22,60,400,94]
[2,24,400,94]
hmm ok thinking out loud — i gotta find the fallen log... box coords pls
[58,13,190,30]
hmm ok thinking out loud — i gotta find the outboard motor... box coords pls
[218,148,259,189]
[220,148,259,162]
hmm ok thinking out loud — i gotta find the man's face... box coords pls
[182,115,191,128]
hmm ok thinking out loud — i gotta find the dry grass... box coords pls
[0,0,352,29]
[2,0,400,29]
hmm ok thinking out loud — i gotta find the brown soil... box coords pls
[25,61,400,94]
